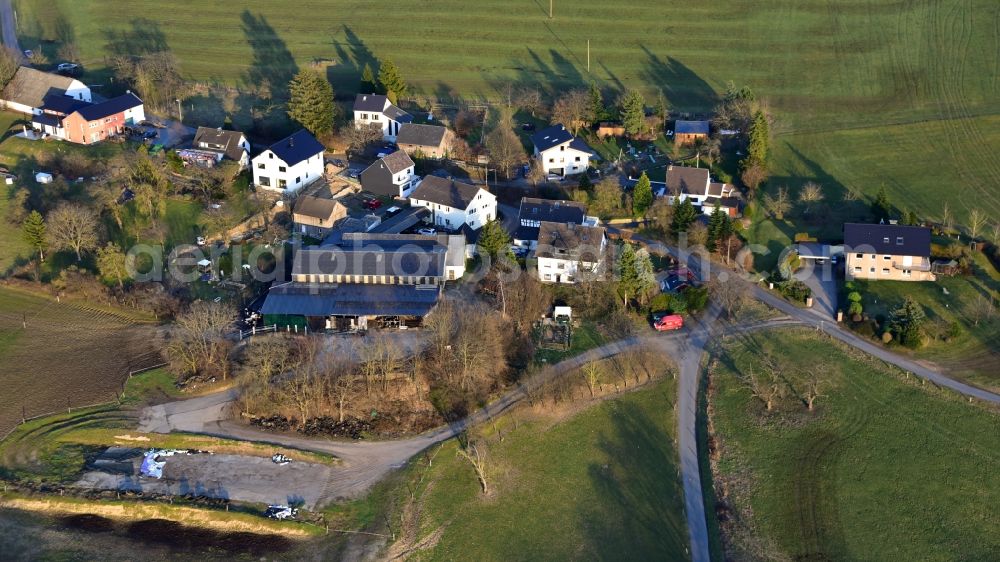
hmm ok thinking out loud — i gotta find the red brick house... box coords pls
[59,93,145,145]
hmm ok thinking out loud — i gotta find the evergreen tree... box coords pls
[377,59,408,104]
[871,185,893,222]
[96,242,130,290]
[21,210,46,261]
[707,205,727,252]
[578,173,593,192]
[632,171,653,215]
[588,82,605,123]
[633,248,657,305]
[618,89,646,136]
[287,69,336,136]
[888,296,926,348]
[903,209,920,226]
[617,242,638,307]
[360,63,376,93]
[745,110,769,168]
[670,197,699,236]
[476,219,512,263]
[655,89,669,129]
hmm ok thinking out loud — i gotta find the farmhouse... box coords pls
[844,223,935,282]
[353,93,413,142]
[0,66,91,115]
[260,232,465,331]
[293,195,348,238]
[674,120,710,146]
[396,123,453,159]
[190,127,251,168]
[51,93,145,145]
[252,129,325,193]
[535,221,607,284]
[408,175,496,231]
[513,197,597,250]
[360,150,418,199]
[664,165,738,214]
[530,124,593,178]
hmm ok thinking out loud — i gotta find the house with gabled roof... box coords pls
[1,66,90,115]
[408,175,496,231]
[252,129,325,193]
[192,127,251,168]
[56,92,145,145]
[844,223,935,282]
[535,221,607,284]
[360,150,417,198]
[396,123,453,159]
[664,165,740,216]
[293,194,348,238]
[530,124,593,178]
[674,120,710,146]
[513,197,598,250]
[353,93,413,142]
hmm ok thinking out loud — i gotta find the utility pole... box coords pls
[549,0,553,19]
[176,98,183,123]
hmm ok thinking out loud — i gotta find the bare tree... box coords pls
[166,301,235,380]
[486,124,526,179]
[745,362,782,411]
[711,278,750,319]
[515,87,543,118]
[0,47,19,90]
[740,163,769,198]
[456,440,490,495]
[345,122,383,157]
[941,201,954,232]
[969,293,996,327]
[802,371,826,411]
[551,89,591,134]
[47,202,99,261]
[238,336,292,416]
[992,222,1000,246]
[799,181,823,215]
[967,208,988,243]
[762,186,791,219]
[582,361,601,398]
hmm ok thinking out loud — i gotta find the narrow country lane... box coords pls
[0,0,21,55]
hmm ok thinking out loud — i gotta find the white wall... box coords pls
[410,189,496,230]
[65,80,91,102]
[353,110,403,142]
[252,149,325,193]
[123,104,145,125]
[536,143,590,176]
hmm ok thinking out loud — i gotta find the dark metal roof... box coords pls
[370,207,431,234]
[569,137,594,155]
[41,93,90,115]
[534,221,606,260]
[843,223,931,256]
[1,66,79,108]
[354,93,388,112]
[31,113,61,127]
[396,123,447,147]
[515,197,586,242]
[675,120,710,135]
[384,104,413,123]
[74,92,142,121]
[265,129,325,167]
[193,127,248,161]
[293,241,446,278]
[531,124,573,152]
[409,175,483,210]
[261,282,440,317]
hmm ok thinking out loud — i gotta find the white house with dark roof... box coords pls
[192,127,251,168]
[360,150,417,198]
[844,223,935,282]
[0,66,90,115]
[513,197,598,250]
[535,221,607,284]
[252,130,326,193]
[530,124,593,177]
[353,93,413,142]
[663,165,739,215]
[408,175,496,231]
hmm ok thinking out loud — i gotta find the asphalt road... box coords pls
[0,0,20,55]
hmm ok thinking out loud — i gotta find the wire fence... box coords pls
[0,362,168,444]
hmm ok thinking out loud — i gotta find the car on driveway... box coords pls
[264,505,298,520]
[363,198,382,211]
[661,276,691,293]
[652,313,684,331]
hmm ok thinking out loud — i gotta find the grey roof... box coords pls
[666,165,709,195]
[265,129,325,167]
[75,93,142,121]
[396,123,447,148]
[31,113,60,127]
[843,223,931,257]
[531,124,573,152]
[409,175,483,210]
[41,93,90,115]
[293,241,447,278]
[194,127,248,161]
[384,104,413,123]
[535,221,606,260]
[261,282,440,317]
[370,207,431,234]
[1,66,79,108]
[354,93,389,112]
[515,198,586,242]
[569,137,595,155]
[380,150,415,174]
[675,120,710,135]
[294,195,345,220]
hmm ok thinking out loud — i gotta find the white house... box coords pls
[0,66,91,115]
[252,130,326,193]
[513,197,598,250]
[360,150,417,199]
[353,93,413,142]
[192,127,251,169]
[530,124,593,178]
[408,175,496,231]
[663,165,740,216]
[535,221,607,284]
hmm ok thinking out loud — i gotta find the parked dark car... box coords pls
[521,123,536,131]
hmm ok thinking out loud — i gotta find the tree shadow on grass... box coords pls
[640,47,717,113]
[329,25,378,98]
[580,400,687,560]
[235,10,298,139]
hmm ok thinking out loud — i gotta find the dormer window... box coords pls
[896,237,904,245]
[883,237,890,244]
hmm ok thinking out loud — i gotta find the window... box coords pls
[257,163,265,170]
[882,268,890,274]
[883,237,890,244]
[278,179,287,188]
[903,269,912,277]
[869,267,875,273]
[897,237,904,245]
[268,153,273,159]
[575,156,581,162]
[548,158,554,163]
[870,254,876,260]
[557,263,565,270]
[855,253,863,259]
[560,146,565,151]
[259,176,270,186]
[279,166,286,172]
[295,177,301,184]
[854,266,861,273]
[883,255,891,261]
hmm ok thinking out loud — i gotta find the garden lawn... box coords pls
[534,320,605,364]
[709,327,1000,561]
[397,378,687,561]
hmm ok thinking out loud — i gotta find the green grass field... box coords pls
[708,327,1000,560]
[13,0,1000,223]
[388,377,687,560]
